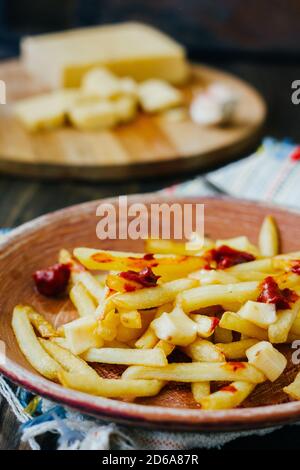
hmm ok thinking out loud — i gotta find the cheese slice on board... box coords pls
[14,89,79,131]
[21,22,190,88]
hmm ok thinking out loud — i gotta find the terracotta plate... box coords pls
[1,195,300,432]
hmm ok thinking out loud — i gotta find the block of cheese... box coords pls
[114,96,137,123]
[82,67,138,100]
[82,68,123,99]
[68,95,137,130]
[21,22,189,88]
[138,79,183,113]
[14,89,79,131]
[68,101,118,130]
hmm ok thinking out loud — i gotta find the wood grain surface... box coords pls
[1,196,300,433]
[0,61,265,180]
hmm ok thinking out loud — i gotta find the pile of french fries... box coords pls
[12,215,300,409]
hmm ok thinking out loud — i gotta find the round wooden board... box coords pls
[0,60,266,181]
[1,195,300,432]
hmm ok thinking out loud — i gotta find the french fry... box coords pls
[191,382,210,402]
[40,338,99,376]
[59,249,106,302]
[216,339,259,360]
[113,278,197,311]
[106,273,142,293]
[199,381,256,410]
[144,238,213,256]
[75,271,106,303]
[214,326,233,344]
[190,314,219,338]
[259,215,280,257]
[70,282,96,317]
[95,289,118,319]
[183,339,225,362]
[82,347,167,366]
[122,362,265,383]
[135,327,158,349]
[238,300,277,329]
[189,269,238,285]
[283,372,300,400]
[73,248,205,279]
[102,339,130,348]
[116,308,156,343]
[12,305,61,380]
[219,312,268,340]
[98,309,120,341]
[120,310,142,329]
[151,305,197,346]
[51,337,72,350]
[134,303,173,349]
[155,340,175,356]
[180,282,259,312]
[290,313,300,336]
[246,341,287,382]
[63,315,104,354]
[27,309,59,338]
[226,259,274,274]
[59,370,164,398]
[275,251,300,260]
[268,301,300,343]
[234,271,272,282]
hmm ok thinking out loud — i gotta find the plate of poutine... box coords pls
[1,195,300,431]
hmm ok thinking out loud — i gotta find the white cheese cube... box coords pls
[68,100,118,130]
[238,301,277,329]
[14,89,79,132]
[81,67,122,99]
[63,316,103,355]
[246,341,287,382]
[138,79,183,113]
[151,305,197,346]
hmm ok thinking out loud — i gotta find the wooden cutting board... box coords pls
[0,60,266,181]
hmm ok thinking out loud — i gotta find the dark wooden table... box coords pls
[1,61,300,450]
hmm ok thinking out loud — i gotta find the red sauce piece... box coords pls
[143,253,155,260]
[257,276,298,310]
[120,267,160,288]
[210,317,220,332]
[221,385,237,393]
[206,245,255,270]
[33,263,71,297]
[225,362,246,372]
[92,253,113,263]
[291,261,300,275]
[123,283,137,292]
[290,146,300,162]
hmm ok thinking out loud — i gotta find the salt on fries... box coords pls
[11,215,300,408]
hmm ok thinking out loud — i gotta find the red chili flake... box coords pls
[33,263,71,297]
[221,385,237,393]
[206,245,255,270]
[203,263,213,270]
[210,317,220,332]
[291,261,300,275]
[143,253,155,260]
[119,267,160,288]
[225,362,246,372]
[123,283,137,292]
[290,146,300,162]
[92,253,113,263]
[257,276,298,310]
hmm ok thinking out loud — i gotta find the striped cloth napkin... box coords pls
[1,137,300,450]
[165,137,300,207]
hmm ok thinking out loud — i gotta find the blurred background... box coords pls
[0,0,300,223]
[0,0,299,141]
